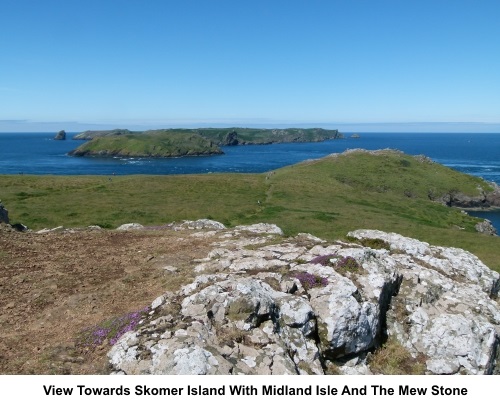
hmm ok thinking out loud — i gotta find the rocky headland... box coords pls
[435,181,500,210]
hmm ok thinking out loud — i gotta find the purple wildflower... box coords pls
[76,306,150,350]
[309,254,337,267]
[293,271,328,289]
[335,256,361,272]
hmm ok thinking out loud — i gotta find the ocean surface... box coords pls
[1,132,499,230]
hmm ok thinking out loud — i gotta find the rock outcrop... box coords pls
[116,223,145,231]
[54,130,66,140]
[438,182,500,209]
[0,201,9,224]
[475,219,497,236]
[108,223,500,375]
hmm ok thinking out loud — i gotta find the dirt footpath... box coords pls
[0,225,212,374]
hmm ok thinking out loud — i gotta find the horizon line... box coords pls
[1,120,500,133]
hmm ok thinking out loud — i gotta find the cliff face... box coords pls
[108,221,500,375]
[434,182,500,209]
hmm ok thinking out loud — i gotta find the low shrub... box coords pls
[292,271,328,289]
[309,254,337,266]
[335,256,361,273]
[359,238,391,250]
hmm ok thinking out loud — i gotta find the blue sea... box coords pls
[1,132,499,230]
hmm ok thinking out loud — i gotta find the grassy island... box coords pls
[194,127,342,145]
[72,127,342,145]
[71,127,343,154]
[68,130,223,157]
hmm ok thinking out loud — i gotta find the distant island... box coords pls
[54,130,66,140]
[68,130,223,158]
[70,128,342,158]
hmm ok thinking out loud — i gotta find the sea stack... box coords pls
[54,130,66,140]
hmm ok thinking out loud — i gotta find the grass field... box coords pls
[1,149,498,271]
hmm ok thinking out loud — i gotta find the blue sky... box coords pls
[1,0,499,132]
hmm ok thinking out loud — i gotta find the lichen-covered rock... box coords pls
[173,219,226,230]
[349,229,500,375]
[116,223,144,231]
[475,219,497,236]
[234,223,283,235]
[108,225,500,375]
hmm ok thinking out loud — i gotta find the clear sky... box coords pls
[1,0,499,132]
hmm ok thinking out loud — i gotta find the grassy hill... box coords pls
[1,149,498,271]
[68,130,222,157]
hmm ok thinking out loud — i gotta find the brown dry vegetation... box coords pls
[0,226,214,374]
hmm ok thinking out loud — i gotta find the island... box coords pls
[68,130,223,157]
[194,127,342,145]
[54,130,66,140]
[72,129,133,140]
[69,127,343,158]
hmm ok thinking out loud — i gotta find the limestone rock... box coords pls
[173,219,226,230]
[108,225,500,375]
[36,226,65,234]
[116,223,144,231]
[234,223,283,235]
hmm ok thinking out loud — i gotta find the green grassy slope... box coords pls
[1,149,498,270]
